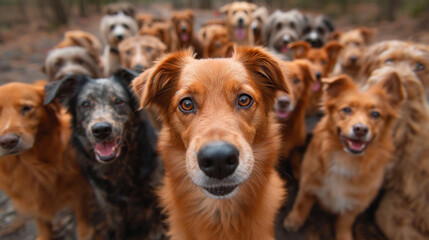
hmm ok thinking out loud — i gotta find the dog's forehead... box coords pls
[78,78,128,100]
[0,83,42,106]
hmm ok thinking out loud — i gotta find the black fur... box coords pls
[44,69,166,240]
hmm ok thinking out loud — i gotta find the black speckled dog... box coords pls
[44,69,166,240]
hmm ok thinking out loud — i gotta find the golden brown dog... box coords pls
[274,59,316,178]
[132,46,288,240]
[331,27,376,82]
[171,10,204,58]
[220,1,258,46]
[283,73,405,240]
[367,65,429,240]
[139,21,178,52]
[198,24,233,58]
[289,40,343,115]
[0,82,93,240]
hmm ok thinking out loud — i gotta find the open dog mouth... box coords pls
[275,109,291,120]
[94,137,122,164]
[235,27,246,41]
[180,32,189,42]
[202,185,239,198]
[338,131,371,154]
[281,43,289,54]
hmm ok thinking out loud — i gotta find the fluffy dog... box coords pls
[220,1,258,46]
[198,24,233,58]
[263,9,306,58]
[0,82,94,240]
[284,73,405,240]
[331,27,376,82]
[43,30,102,81]
[44,70,166,240]
[301,14,335,48]
[251,6,269,45]
[103,1,135,18]
[171,10,204,58]
[367,66,429,240]
[100,13,138,76]
[289,40,343,115]
[274,59,316,178]
[118,35,166,72]
[139,21,178,52]
[132,47,288,240]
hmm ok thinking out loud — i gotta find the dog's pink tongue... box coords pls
[281,45,289,54]
[95,141,116,157]
[311,81,321,91]
[276,110,290,119]
[180,33,189,42]
[347,139,366,151]
[235,28,246,40]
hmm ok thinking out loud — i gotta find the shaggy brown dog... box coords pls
[0,82,93,240]
[132,47,288,240]
[368,65,429,240]
[171,10,204,58]
[198,24,233,58]
[289,40,343,115]
[284,73,405,240]
[220,1,258,46]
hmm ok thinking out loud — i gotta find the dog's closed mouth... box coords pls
[94,138,122,163]
[203,185,238,198]
[339,133,370,154]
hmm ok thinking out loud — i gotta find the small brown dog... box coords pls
[199,24,233,58]
[171,10,204,58]
[0,82,94,240]
[284,73,405,240]
[289,40,343,115]
[220,1,258,46]
[132,46,288,240]
[139,21,178,52]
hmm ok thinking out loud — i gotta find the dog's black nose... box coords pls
[353,124,368,138]
[238,18,244,25]
[116,35,123,41]
[181,25,187,32]
[197,141,239,180]
[277,96,290,109]
[316,72,322,79]
[92,122,112,139]
[350,55,358,64]
[0,134,20,149]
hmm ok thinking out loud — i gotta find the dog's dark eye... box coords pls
[293,78,300,84]
[81,101,90,109]
[122,24,129,30]
[290,22,296,30]
[321,60,327,65]
[354,41,361,47]
[342,107,352,114]
[146,46,153,52]
[114,99,124,105]
[317,27,324,35]
[370,111,381,119]
[179,98,194,113]
[243,10,248,15]
[276,22,282,30]
[126,50,132,56]
[415,62,425,72]
[21,105,33,115]
[303,27,311,35]
[237,94,253,108]
[54,59,63,69]
[110,25,115,31]
[75,57,84,65]
[385,59,393,64]
[232,10,237,15]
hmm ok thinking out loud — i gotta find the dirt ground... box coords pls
[0,2,428,240]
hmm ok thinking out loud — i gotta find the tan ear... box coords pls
[378,72,405,109]
[220,3,231,14]
[322,74,356,99]
[132,50,193,111]
[233,46,289,109]
[330,30,342,41]
[358,27,377,45]
[288,41,311,59]
[295,59,316,85]
[324,41,343,62]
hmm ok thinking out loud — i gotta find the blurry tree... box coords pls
[79,0,87,17]
[48,0,68,25]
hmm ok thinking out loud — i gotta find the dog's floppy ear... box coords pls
[219,3,231,14]
[132,50,193,110]
[322,74,356,100]
[358,27,377,45]
[289,41,311,59]
[43,74,86,108]
[322,16,335,32]
[113,68,139,85]
[234,46,289,108]
[377,71,405,109]
[330,30,342,41]
[324,41,343,63]
[295,59,316,85]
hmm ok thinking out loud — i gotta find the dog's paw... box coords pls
[283,211,304,231]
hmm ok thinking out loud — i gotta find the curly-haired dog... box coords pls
[132,47,288,240]
[367,65,429,240]
[220,1,258,46]
[251,6,269,45]
[0,82,94,240]
[43,30,103,81]
[301,14,335,48]
[284,73,405,240]
[171,10,204,58]
[44,70,166,240]
[331,27,376,82]
[100,13,138,77]
[263,9,306,58]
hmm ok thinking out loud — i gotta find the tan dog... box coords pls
[368,65,429,240]
[251,7,269,45]
[289,40,343,115]
[220,1,258,46]
[199,24,234,58]
[171,10,204,58]
[139,21,178,52]
[0,82,94,240]
[284,73,405,240]
[331,27,376,83]
[132,47,288,240]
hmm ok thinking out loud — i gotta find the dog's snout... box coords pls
[277,96,290,109]
[0,134,20,150]
[353,124,368,138]
[92,122,113,139]
[181,25,187,32]
[197,141,239,180]
[350,55,358,63]
[116,34,124,41]
[316,72,322,79]
[238,18,244,26]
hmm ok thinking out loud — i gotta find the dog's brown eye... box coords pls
[232,10,237,15]
[179,98,194,113]
[146,46,152,52]
[385,59,393,64]
[237,94,253,108]
[290,22,296,30]
[415,62,425,72]
[276,22,282,30]
[321,60,327,65]
[126,50,132,56]
[122,24,129,30]
[293,78,300,84]
[370,111,380,119]
[82,101,90,109]
[114,99,124,105]
[21,105,33,115]
[342,107,352,114]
